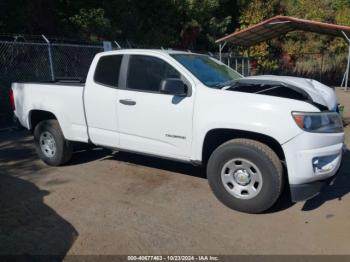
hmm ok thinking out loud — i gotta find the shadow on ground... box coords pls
[106,151,207,179]
[70,146,295,212]
[302,149,350,211]
[68,147,112,166]
[104,151,296,213]
[69,146,206,179]
[22,130,349,214]
[0,131,78,256]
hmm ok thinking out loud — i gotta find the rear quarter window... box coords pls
[94,55,123,87]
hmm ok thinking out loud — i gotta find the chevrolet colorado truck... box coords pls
[11,49,345,213]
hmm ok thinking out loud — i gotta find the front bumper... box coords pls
[283,131,345,202]
[290,170,339,202]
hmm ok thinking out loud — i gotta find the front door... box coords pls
[117,54,194,160]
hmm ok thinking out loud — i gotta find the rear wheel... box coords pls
[34,120,73,166]
[207,139,283,213]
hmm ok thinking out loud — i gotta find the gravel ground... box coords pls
[0,89,349,256]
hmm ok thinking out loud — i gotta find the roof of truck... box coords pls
[100,49,199,56]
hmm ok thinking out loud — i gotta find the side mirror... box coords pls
[160,78,187,96]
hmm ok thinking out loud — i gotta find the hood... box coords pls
[228,75,337,111]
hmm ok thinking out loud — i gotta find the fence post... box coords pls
[346,44,350,91]
[242,58,244,75]
[320,53,324,82]
[341,31,350,91]
[42,35,55,81]
[247,58,250,76]
[218,42,227,62]
[114,41,121,49]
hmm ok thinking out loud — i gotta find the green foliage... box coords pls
[280,0,350,81]
[183,0,220,19]
[335,7,350,26]
[0,0,349,66]
[0,0,239,50]
[69,8,117,41]
[176,0,237,50]
[239,0,279,26]
[331,0,350,10]
[286,0,334,21]
[207,16,233,46]
[238,0,281,72]
[235,0,350,76]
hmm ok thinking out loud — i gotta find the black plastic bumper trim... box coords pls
[290,175,337,202]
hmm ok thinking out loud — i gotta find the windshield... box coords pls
[171,54,242,88]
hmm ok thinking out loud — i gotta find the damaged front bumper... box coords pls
[283,131,346,202]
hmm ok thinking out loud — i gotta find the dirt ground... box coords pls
[0,89,350,256]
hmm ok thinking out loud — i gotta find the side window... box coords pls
[94,55,123,87]
[127,55,181,92]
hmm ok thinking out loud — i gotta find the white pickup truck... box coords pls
[11,49,345,213]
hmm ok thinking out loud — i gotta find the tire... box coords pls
[207,139,283,213]
[34,119,73,166]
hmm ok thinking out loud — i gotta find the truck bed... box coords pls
[12,81,89,142]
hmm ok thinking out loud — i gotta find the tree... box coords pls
[237,0,282,72]
[69,8,117,41]
[177,0,239,50]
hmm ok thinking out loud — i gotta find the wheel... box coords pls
[34,120,73,166]
[207,139,283,213]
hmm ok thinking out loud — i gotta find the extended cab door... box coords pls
[116,54,195,160]
[84,54,123,147]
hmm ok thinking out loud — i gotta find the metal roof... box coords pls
[216,16,350,46]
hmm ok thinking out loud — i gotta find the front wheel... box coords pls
[207,139,283,213]
[34,120,73,166]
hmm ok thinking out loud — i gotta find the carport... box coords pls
[216,15,350,90]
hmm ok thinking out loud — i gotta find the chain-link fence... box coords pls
[216,52,348,86]
[214,53,251,76]
[255,52,348,86]
[51,43,104,80]
[0,36,110,127]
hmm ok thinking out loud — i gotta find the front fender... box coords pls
[191,87,319,161]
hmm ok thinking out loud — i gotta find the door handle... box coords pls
[119,99,136,106]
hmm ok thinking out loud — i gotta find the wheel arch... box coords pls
[29,110,58,131]
[201,128,285,164]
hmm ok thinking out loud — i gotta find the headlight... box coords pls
[292,111,343,133]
